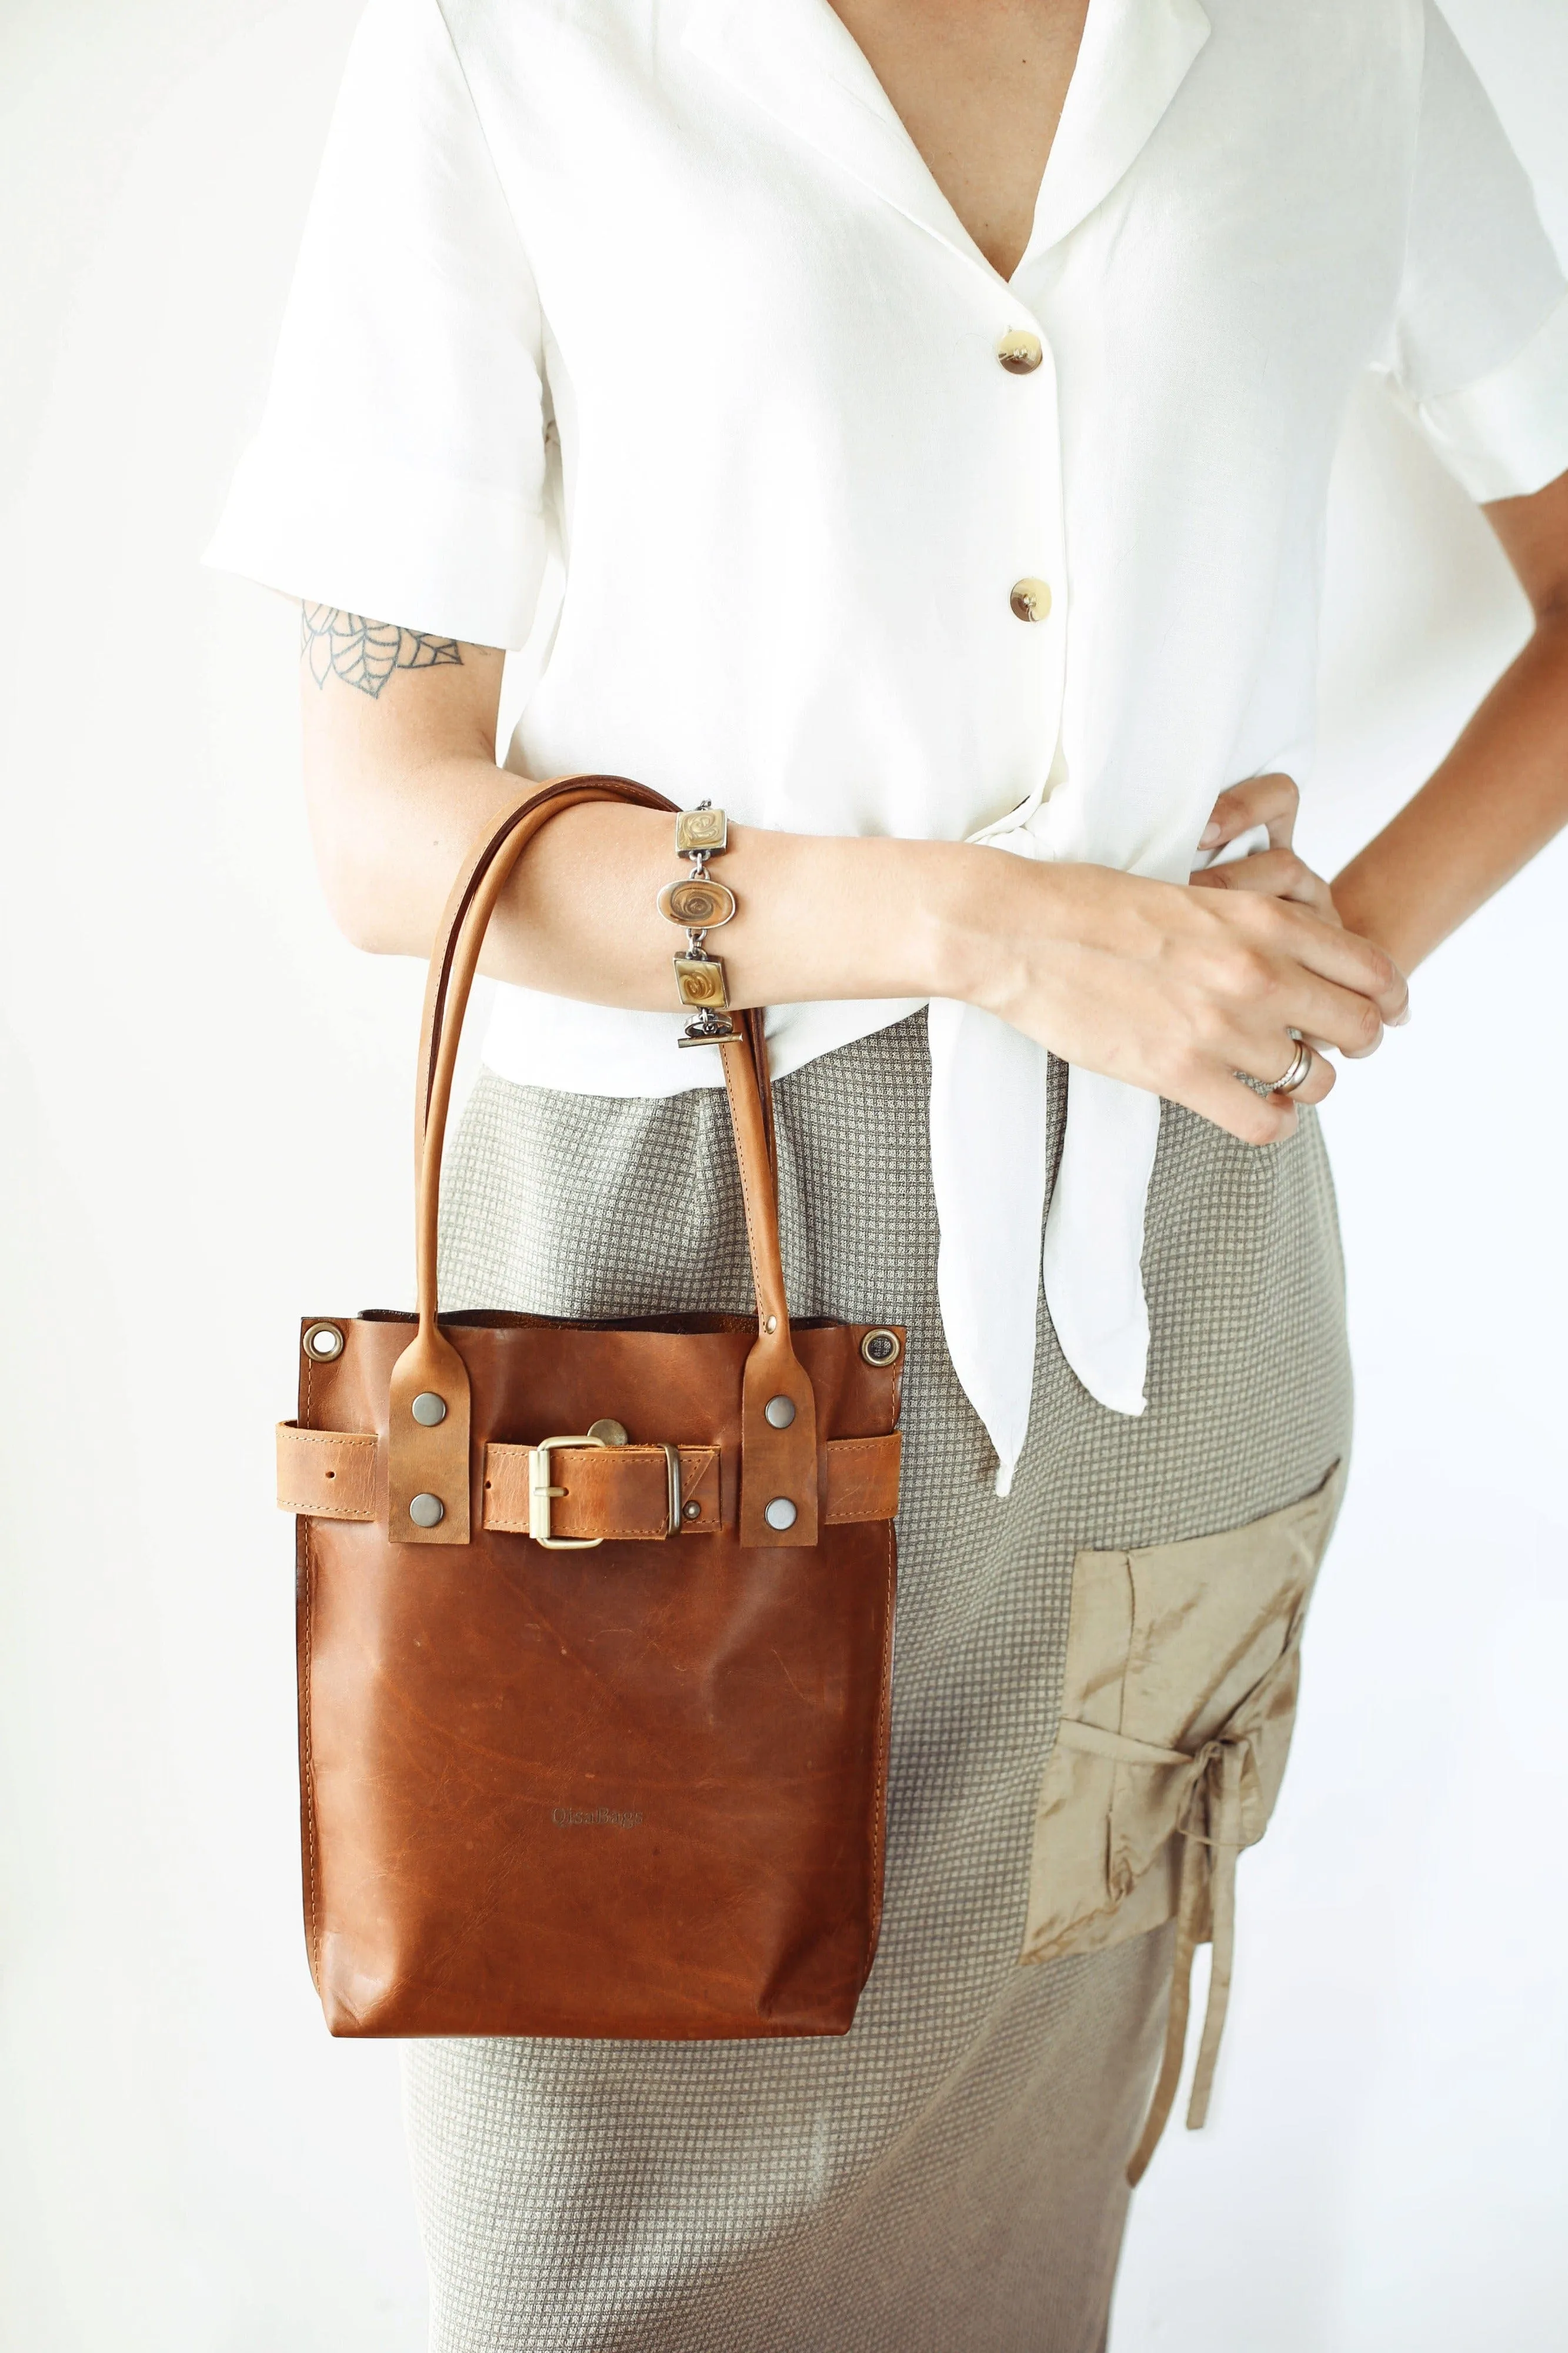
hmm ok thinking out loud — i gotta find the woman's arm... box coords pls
[299,606,1405,1146]
[1330,466,1568,972]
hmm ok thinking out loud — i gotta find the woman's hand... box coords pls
[950,827,1409,1147]
[1189,771,1342,924]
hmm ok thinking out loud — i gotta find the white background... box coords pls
[2,4,1565,2348]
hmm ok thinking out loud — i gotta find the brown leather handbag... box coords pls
[275,775,903,2039]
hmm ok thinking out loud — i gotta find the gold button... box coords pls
[997,329,1043,375]
[1009,578,1052,624]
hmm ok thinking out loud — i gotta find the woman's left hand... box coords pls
[1189,772,1342,924]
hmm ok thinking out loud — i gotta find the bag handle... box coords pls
[387,774,819,1550]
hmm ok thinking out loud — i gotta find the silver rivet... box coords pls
[764,1315,778,1334]
[588,1418,629,1447]
[860,1328,902,1367]
[682,1498,702,1521]
[302,1322,344,1362]
[409,1493,445,1528]
[411,1392,447,1427]
[763,1497,798,1532]
[764,1395,796,1429]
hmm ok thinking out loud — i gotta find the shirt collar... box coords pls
[1026,0,1210,262]
[683,0,1211,284]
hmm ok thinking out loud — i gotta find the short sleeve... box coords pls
[205,0,549,647]
[1383,2,1568,504]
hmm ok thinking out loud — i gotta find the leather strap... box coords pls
[486,1442,721,1539]
[278,1424,899,1539]
[719,1029,818,1546]
[736,1006,778,1178]
[386,775,822,1549]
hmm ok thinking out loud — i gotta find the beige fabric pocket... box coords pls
[1020,1461,1345,2179]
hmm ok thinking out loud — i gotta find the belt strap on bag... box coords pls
[1052,1632,1305,2185]
[277,1424,900,1539]
[383,774,821,1551]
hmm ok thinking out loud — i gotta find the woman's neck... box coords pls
[825,0,1092,276]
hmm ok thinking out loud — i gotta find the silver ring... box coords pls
[1272,1034,1315,1095]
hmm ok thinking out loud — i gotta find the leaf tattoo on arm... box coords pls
[301,605,465,698]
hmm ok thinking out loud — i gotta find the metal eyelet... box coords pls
[860,1328,902,1368]
[303,1322,345,1362]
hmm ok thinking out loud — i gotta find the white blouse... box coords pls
[209,0,1568,1490]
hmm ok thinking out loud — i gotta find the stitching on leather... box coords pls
[279,1495,374,1520]
[280,1427,374,1517]
[484,1513,668,1539]
[485,1445,716,1465]
[722,1043,773,1334]
[864,1519,896,1968]
[482,1446,719,1538]
[301,1357,321,1988]
[822,1436,899,1524]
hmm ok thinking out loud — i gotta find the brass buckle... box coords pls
[661,1441,683,1538]
[527,1434,685,1545]
[528,1434,606,1549]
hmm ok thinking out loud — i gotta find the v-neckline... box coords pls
[818,0,1096,286]
[683,0,1212,289]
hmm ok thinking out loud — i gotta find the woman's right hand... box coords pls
[949,851,1410,1144]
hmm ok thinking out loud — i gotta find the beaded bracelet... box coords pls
[660,801,738,1047]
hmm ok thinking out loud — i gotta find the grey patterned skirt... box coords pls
[411,1010,1351,2353]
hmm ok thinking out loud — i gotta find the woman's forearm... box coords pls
[313,742,984,1006]
[310,735,1404,1143]
[503,789,990,1008]
[1332,606,1568,974]
[299,625,1403,1147]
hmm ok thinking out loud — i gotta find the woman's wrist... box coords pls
[1329,854,1432,977]
[738,828,1013,1009]
[922,842,1077,1017]
[893,838,1004,1006]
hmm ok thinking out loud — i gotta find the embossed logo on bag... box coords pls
[551,1806,644,1829]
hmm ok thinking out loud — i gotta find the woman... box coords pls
[210,1,1568,2345]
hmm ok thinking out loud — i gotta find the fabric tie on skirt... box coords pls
[1050,1632,1305,2184]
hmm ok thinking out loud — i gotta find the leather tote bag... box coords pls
[274,775,903,2039]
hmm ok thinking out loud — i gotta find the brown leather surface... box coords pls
[278,1422,902,1538]
[720,1032,820,1548]
[296,1309,902,2038]
[386,1325,471,1545]
[485,1441,718,1539]
[277,1422,375,1521]
[818,1433,903,1525]
[288,773,905,2042]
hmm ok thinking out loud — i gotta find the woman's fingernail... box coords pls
[1199,821,1222,848]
